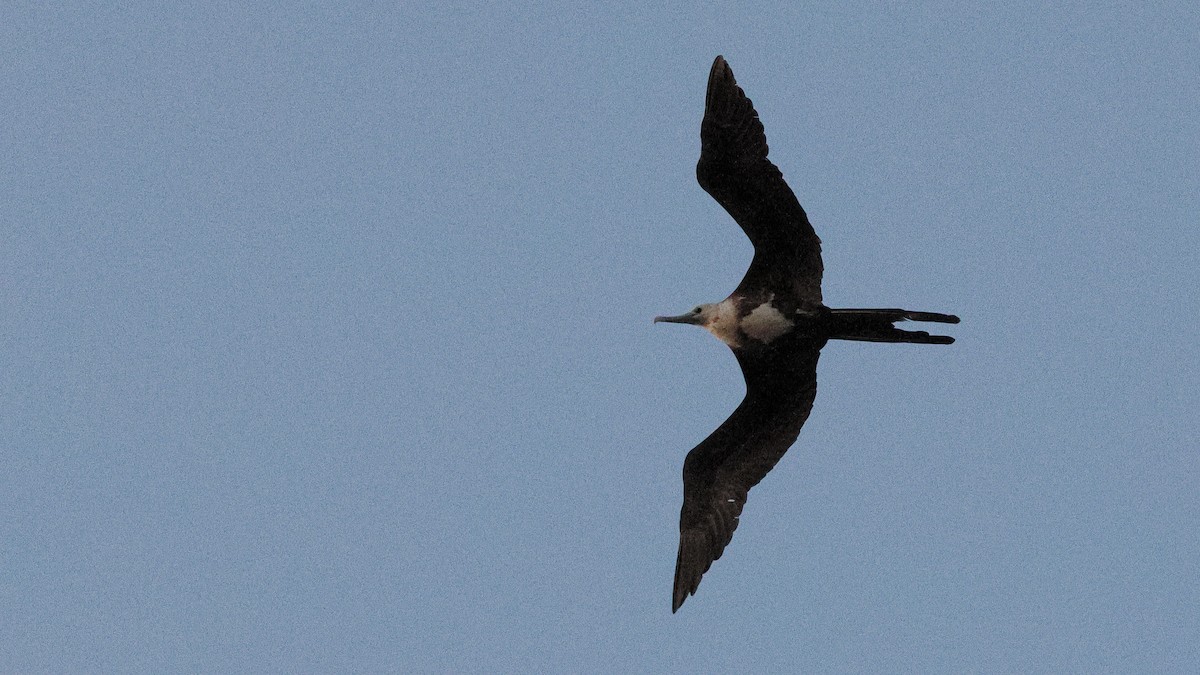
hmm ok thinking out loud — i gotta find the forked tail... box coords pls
[828,308,960,344]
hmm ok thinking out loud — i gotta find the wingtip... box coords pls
[671,584,690,613]
[672,567,686,614]
[709,54,731,80]
[672,539,692,614]
[705,55,740,112]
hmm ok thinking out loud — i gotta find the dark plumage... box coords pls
[656,56,959,613]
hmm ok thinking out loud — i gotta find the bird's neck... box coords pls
[703,298,744,348]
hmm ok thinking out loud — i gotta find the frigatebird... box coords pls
[655,56,959,613]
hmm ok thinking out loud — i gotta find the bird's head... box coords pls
[654,303,716,328]
[655,299,743,348]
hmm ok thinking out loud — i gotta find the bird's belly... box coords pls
[739,302,794,344]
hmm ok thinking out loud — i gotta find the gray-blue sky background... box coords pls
[4,2,1198,671]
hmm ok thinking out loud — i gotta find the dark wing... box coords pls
[672,338,825,612]
[696,55,824,304]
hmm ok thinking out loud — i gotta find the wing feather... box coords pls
[696,55,823,304]
[672,339,824,612]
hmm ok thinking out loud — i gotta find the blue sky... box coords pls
[3,2,1198,671]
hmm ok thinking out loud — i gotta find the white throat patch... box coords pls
[740,301,794,344]
[703,299,743,348]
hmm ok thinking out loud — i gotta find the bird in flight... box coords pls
[656,56,959,613]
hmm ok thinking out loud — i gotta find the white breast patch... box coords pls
[740,302,794,344]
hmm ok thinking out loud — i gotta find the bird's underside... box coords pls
[659,56,959,613]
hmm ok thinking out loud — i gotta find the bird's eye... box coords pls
[692,307,702,314]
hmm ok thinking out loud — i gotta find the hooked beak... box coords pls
[654,312,701,325]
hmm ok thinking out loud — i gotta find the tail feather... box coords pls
[828,308,959,344]
[832,308,960,324]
